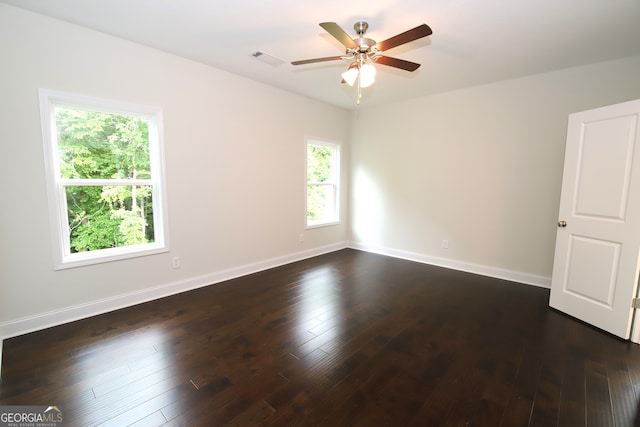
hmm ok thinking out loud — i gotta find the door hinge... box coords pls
[633,298,640,309]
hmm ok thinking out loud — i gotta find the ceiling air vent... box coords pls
[251,51,285,66]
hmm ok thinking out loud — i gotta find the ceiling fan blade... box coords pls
[291,56,344,66]
[375,56,421,72]
[320,22,358,49]
[376,24,432,52]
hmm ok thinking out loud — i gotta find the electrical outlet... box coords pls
[172,256,181,269]
[299,233,305,242]
[441,240,449,249]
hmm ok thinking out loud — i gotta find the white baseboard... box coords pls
[348,241,551,289]
[0,242,348,341]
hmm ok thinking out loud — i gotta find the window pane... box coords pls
[66,185,155,253]
[307,144,334,182]
[307,184,335,223]
[55,107,151,180]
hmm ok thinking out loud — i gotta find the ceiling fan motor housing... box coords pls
[352,22,377,52]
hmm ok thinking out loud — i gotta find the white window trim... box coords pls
[305,138,341,229]
[39,89,170,270]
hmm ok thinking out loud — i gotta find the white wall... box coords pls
[350,55,640,286]
[0,5,350,338]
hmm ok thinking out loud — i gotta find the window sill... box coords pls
[305,220,340,230]
[54,244,168,270]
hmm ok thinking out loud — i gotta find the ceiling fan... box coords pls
[292,21,433,103]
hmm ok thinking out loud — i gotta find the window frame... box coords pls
[305,138,341,228]
[39,89,169,270]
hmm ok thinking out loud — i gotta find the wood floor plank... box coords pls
[585,358,615,427]
[2,249,640,426]
[607,360,638,427]
[557,352,586,427]
[93,384,191,427]
[128,410,167,427]
[528,358,562,427]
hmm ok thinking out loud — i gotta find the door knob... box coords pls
[558,220,567,227]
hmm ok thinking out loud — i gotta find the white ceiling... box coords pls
[3,0,640,110]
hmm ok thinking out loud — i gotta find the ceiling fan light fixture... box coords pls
[341,63,359,86]
[359,62,376,88]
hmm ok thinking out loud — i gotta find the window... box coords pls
[39,89,168,269]
[306,139,340,227]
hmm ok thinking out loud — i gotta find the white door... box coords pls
[549,99,640,340]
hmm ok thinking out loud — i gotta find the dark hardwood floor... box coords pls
[2,249,640,426]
